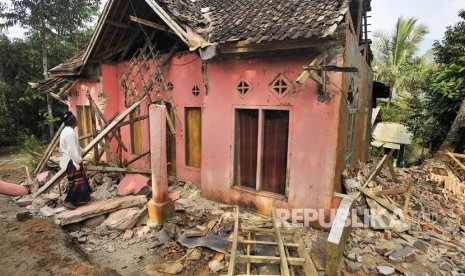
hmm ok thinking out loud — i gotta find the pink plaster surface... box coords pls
[116,174,150,196]
[36,171,50,183]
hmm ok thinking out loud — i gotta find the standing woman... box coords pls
[60,111,91,209]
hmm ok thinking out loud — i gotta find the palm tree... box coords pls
[373,17,429,108]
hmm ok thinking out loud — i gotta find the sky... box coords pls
[370,0,465,55]
[1,0,465,54]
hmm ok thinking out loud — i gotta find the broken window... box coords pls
[130,107,143,155]
[76,105,93,148]
[185,107,202,168]
[234,108,289,195]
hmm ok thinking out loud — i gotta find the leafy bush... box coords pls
[19,134,42,173]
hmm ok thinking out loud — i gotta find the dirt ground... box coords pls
[1,147,464,276]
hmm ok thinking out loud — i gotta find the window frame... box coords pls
[232,105,292,199]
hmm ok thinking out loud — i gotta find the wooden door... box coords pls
[185,107,201,168]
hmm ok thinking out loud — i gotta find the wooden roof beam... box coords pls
[129,15,176,35]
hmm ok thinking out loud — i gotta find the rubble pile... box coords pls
[11,170,244,275]
[342,158,465,275]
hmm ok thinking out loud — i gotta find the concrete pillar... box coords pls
[0,180,29,196]
[147,104,174,225]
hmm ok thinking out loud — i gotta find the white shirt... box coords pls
[59,126,83,170]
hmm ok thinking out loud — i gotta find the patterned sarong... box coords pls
[64,160,91,204]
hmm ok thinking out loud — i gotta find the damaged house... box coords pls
[37,0,374,225]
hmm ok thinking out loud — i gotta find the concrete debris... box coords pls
[40,206,54,217]
[377,265,395,275]
[208,259,225,273]
[345,259,361,272]
[123,230,134,241]
[162,262,183,274]
[83,215,106,228]
[116,174,149,196]
[342,157,465,275]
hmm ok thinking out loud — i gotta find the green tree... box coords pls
[429,10,465,152]
[1,0,100,138]
[372,17,429,107]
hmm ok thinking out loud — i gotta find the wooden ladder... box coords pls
[227,207,318,276]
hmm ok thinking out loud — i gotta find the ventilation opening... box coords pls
[192,85,200,96]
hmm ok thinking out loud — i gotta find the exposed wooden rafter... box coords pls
[129,15,175,35]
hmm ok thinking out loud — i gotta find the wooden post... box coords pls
[227,206,239,276]
[89,98,99,165]
[271,210,290,276]
[403,180,414,216]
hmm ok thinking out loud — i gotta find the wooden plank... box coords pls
[85,165,151,175]
[386,156,399,182]
[246,232,251,275]
[303,65,358,72]
[356,186,405,220]
[144,0,188,43]
[447,151,465,171]
[34,96,147,197]
[87,94,128,152]
[352,150,394,199]
[293,232,318,276]
[117,114,149,127]
[236,255,305,266]
[373,187,407,196]
[271,211,290,276]
[129,15,175,34]
[89,101,99,165]
[34,123,64,176]
[241,227,294,235]
[326,196,355,276]
[403,180,414,216]
[227,206,239,276]
[452,152,465,159]
[55,195,147,225]
[296,52,328,84]
[237,240,299,248]
[125,151,150,167]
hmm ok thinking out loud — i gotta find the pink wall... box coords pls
[106,54,205,183]
[200,54,343,220]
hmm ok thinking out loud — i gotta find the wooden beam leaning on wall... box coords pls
[86,94,128,152]
[35,96,148,197]
[34,123,65,176]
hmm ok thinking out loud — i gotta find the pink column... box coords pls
[149,104,168,203]
[0,180,29,196]
[147,104,174,225]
